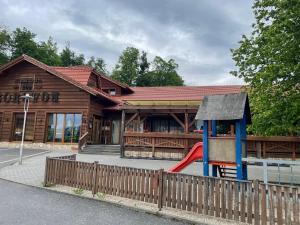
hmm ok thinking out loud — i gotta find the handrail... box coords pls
[78,132,89,151]
[124,132,202,139]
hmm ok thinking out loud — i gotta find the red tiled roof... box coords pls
[51,66,92,86]
[112,85,243,101]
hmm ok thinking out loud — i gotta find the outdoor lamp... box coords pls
[19,93,33,165]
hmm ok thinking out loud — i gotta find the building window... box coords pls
[46,113,82,143]
[20,78,34,91]
[103,88,116,96]
[13,113,35,141]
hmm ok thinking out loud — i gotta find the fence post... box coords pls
[254,180,260,225]
[158,169,164,211]
[43,156,49,186]
[92,161,98,196]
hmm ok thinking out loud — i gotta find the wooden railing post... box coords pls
[120,110,126,158]
[158,169,164,211]
[92,161,98,196]
[43,156,49,186]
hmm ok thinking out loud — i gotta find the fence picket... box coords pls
[277,186,283,225]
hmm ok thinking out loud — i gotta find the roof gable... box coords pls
[0,54,118,104]
[195,92,251,124]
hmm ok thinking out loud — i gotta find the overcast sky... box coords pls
[0,0,254,85]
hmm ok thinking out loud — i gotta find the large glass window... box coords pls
[46,113,82,143]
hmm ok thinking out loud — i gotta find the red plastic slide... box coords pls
[168,142,203,172]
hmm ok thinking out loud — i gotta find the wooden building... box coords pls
[0,54,244,158]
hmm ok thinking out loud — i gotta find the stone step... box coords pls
[81,145,120,155]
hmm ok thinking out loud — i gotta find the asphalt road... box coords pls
[0,148,48,166]
[0,179,189,225]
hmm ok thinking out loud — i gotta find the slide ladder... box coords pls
[217,165,237,178]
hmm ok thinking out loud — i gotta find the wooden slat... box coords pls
[277,186,283,225]
[192,176,198,213]
[215,179,220,217]
[172,174,177,208]
[254,180,259,225]
[203,177,209,215]
[292,188,299,224]
[240,182,246,222]
[176,174,182,209]
[209,178,215,216]
[284,186,291,225]
[187,176,192,211]
[269,185,275,225]
[233,181,239,221]
[247,182,253,224]
[221,179,226,218]
[260,184,267,225]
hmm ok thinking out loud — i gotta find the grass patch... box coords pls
[96,192,106,200]
[73,188,84,195]
[42,182,56,187]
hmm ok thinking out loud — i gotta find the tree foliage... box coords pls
[231,0,300,136]
[60,43,85,66]
[112,47,184,87]
[111,47,139,86]
[0,27,10,65]
[137,56,184,86]
[87,56,108,74]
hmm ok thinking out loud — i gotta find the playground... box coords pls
[165,92,300,186]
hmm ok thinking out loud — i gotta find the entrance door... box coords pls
[91,117,102,144]
[100,119,111,144]
[13,113,35,141]
[111,120,120,144]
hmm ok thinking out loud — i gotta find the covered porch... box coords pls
[119,105,202,160]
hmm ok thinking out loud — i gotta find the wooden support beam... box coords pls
[120,110,125,157]
[125,112,138,127]
[188,119,196,129]
[170,113,185,129]
[184,112,189,134]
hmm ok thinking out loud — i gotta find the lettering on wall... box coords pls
[1,78,60,104]
[0,92,60,104]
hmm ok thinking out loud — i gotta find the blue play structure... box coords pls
[195,92,251,180]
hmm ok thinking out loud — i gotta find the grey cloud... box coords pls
[0,0,254,85]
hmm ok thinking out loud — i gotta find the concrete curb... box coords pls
[0,177,246,225]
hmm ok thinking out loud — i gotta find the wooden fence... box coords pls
[44,155,300,225]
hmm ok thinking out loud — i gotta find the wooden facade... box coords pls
[0,57,116,147]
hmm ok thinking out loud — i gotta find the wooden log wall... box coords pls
[44,156,300,225]
[0,62,91,142]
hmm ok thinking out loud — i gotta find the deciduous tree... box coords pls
[87,56,108,74]
[231,0,300,135]
[111,47,139,86]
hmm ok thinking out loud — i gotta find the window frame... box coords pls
[45,113,82,144]
[19,77,35,92]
